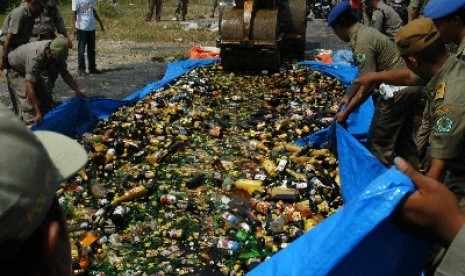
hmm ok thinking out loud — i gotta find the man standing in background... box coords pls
[145,0,163,21]
[71,0,105,76]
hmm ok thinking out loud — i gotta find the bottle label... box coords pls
[293,181,308,189]
[276,158,288,172]
[217,238,239,251]
[160,194,177,204]
[222,211,238,224]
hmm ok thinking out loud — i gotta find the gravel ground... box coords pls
[0,19,347,107]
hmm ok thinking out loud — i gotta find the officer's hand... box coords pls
[394,157,465,247]
[334,110,349,124]
[100,24,105,32]
[66,37,73,49]
[353,73,377,99]
[419,154,432,173]
[337,96,350,111]
[76,90,86,98]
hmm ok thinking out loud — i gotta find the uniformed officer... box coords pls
[328,2,422,166]
[424,0,465,60]
[363,0,404,40]
[408,0,429,21]
[353,19,465,199]
[26,0,73,48]
[0,0,45,71]
[352,19,465,273]
[411,0,465,167]
[0,0,46,114]
[7,37,85,125]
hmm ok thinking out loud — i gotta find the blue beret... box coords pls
[327,1,352,26]
[424,0,465,20]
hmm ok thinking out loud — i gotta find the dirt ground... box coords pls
[0,19,347,107]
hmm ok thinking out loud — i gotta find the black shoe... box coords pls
[145,14,152,21]
[89,68,102,74]
[78,69,87,76]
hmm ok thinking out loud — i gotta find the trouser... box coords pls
[174,0,188,17]
[424,172,465,275]
[147,0,163,19]
[367,86,423,166]
[77,29,97,72]
[211,0,218,13]
[7,70,52,125]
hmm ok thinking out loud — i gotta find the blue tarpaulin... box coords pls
[32,59,430,274]
[249,123,430,275]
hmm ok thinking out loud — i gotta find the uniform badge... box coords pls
[435,107,454,115]
[355,49,366,65]
[434,82,446,101]
[435,115,453,133]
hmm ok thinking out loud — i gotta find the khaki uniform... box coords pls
[366,2,403,41]
[350,23,422,165]
[0,5,35,56]
[7,40,66,124]
[456,36,465,61]
[408,0,429,21]
[0,5,35,116]
[30,6,67,41]
[424,56,465,195]
[27,4,68,96]
[415,39,465,157]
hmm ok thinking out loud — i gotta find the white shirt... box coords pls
[72,0,96,31]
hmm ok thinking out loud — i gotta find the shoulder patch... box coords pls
[354,48,366,65]
[435,115,453,133]
[434,82,446,101]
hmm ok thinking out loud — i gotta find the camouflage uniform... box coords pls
[6,40,65,124]
[350,23,422,166]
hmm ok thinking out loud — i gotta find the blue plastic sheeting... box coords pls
[31,59,426,275]
[300,61,359,85]
[31,59,218,137]
[296,62,374,145]
[249,123,431,276]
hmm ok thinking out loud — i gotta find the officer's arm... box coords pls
[54,8,72,48]
[0,33,13,70]
[25,80,43,123]
[59,65,85,97]
[426,157,446,182]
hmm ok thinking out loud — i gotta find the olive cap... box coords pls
[49,37,69,62]
[0,103,87,256]
[327,1,352,27]
[424,0,465,20]
[394,18,440,56]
